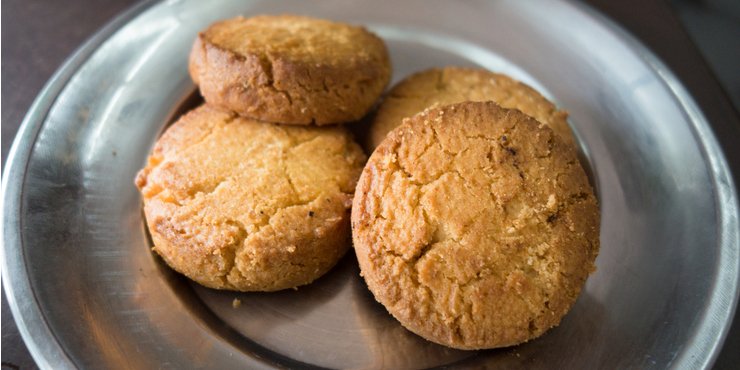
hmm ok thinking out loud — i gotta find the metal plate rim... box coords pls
[569,3,740,369]
[1,0,738,369]
[1,1,159,368]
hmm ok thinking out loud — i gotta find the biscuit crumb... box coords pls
[232,299,242,308]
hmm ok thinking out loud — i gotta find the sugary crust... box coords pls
[189,15,392,125]
[367,67,574,151]
[135,105,367,291]
[352,101,599,349]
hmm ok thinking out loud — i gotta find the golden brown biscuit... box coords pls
[367,67,574,151]
[352,101,599,350]
[189,15,392,125]
[135,104,366,291]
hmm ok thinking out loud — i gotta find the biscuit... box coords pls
[367,67,574,151]
[135,104,366,291]
[352,101,599,349]
[189,15,392,125]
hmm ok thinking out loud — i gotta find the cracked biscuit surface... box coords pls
[189,15,392,125]
[352,101,599,349]
[135,104,366,291]
[367,67,574,151]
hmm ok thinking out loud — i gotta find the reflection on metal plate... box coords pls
[2,0,738,369]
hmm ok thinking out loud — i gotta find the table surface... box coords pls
[2,0,739,369]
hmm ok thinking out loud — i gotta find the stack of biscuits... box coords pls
[356,68,600,350]
[135,15,600,351]
[135,15,390,292]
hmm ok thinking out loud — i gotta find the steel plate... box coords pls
[2,0,739,369]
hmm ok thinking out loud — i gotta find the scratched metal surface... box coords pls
[2,0,738,369]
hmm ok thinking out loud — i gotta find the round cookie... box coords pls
[135,104,366,291]
[367,67,574,151]
[189,15,392,125]
[352,101,600,349]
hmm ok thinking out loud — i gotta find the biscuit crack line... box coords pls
[144,116,236,201]
[222,219,248,285]
[258,54,297,109]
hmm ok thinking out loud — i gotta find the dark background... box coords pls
[3,0,739,369]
